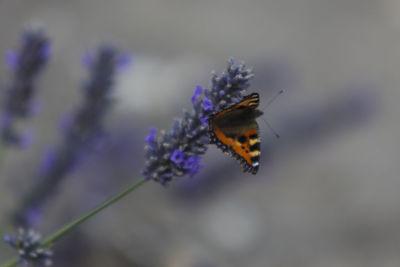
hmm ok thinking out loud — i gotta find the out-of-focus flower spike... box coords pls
[0,29,50,147]
[13,45,129,227]
[3,228,53,266]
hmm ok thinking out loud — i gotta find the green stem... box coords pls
[42,178,147,246]
[0,178,148,267]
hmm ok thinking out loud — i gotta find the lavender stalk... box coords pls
[2,58,255,266]
[2,178,147,267]
[142,58,254,185]
[12,46,128,227]
[1,29,50,146]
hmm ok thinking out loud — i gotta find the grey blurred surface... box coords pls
[0,0,399,266]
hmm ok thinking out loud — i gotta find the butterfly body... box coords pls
[208,93,263,174]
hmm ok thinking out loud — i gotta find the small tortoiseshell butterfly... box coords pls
[208,93,263,174]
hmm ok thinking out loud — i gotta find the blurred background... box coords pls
[0,0,398,266]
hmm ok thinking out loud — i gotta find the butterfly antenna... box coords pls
[262,89,284,111]
[261,117,280,139]
[260,89,283,139]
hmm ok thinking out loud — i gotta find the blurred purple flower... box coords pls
[142,58,254,185]
[3,228,53,266]
[13,45,129,227]
[0,29,50,147]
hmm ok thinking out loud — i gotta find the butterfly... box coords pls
[208,93,263,174]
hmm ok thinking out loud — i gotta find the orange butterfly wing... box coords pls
[208,93,262,174]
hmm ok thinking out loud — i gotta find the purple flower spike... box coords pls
[203,97,213,111]
[13,45,128,227]
[1,29,50,147]
[143,59,254,185]
[3,228,53,266]
[191,85,203,104]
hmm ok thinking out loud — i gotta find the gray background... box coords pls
[0,1,398,266]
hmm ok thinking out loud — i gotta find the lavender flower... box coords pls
[145,127,157,143]
[142,58,254,185]
[170,149,186,164]
[202,97,213,111]
[1,29,50,146]
[3,228,53,266]
[13,46,129,227]
[191,85,203,104]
